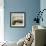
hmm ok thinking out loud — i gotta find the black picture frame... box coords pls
[10,12,26,28]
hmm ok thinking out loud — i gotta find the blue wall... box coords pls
[40,0,46,27]
[4,0,40,42]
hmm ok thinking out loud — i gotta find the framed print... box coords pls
[10,12,26,28]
